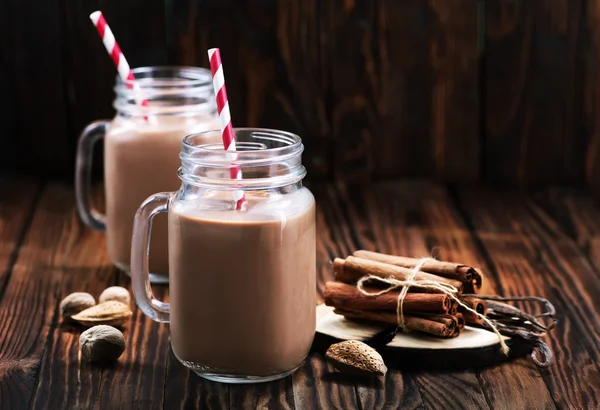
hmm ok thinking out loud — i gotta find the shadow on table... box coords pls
[311,333,534,372]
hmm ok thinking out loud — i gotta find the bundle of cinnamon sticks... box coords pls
[325,251,488,338]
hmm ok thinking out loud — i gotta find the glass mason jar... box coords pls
[131,128,317,383]
[75,66,220,284]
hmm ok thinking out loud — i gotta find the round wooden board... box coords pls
[315,305,532,370]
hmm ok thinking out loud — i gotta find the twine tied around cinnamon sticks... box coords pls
[355,257,510,355]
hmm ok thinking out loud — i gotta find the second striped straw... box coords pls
[208,48,246,211]
[89,11,154,123]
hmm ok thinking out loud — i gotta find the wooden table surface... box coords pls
[1,176,599,410]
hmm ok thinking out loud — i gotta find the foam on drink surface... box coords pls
[171,188,314,223]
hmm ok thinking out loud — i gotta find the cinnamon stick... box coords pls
[449,300,459,316]
[324,281,452,313]
[417,313,464,336]
[458,297,487,325]
[455,312,465,331]
[333,256,464,294]
[461,312,485,325]
[334,308,455,338]
[354,250,483,293]
[464,269,484,294]
[473,269,484,293]
[415,313,459,330]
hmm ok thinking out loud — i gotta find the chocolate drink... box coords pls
[104,115,220,275]
[168,188,316,376]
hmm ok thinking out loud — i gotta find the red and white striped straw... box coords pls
[89,11,153,123]
[208,48,245,210]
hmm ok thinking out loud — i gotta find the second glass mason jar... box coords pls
[75,66,220,284]
[131,128,317,383]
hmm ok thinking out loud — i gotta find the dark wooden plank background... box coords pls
[1,0,600,189]
[484,0,589,184]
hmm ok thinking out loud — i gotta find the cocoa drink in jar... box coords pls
[131,129,316,383]
[75,66,220,284]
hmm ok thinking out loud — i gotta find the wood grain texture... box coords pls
[312,184,359,302]
[229,378,295,410]
[414,371,489,410]
[0,177,40,291]
[4,0,598,185]
[12,184,168,410]
[291,355,359,410]
[5,0,600,186]
[165,350,296,410]
[294,186,360,410]
[3,0,70,178]
[95,275,169,410]
[330,0,480,182]
[1,179,599,409]
[28,197,115,410]
[164,322,294,410]
[164,348,230,410]
[456,187,600,410]
[0,184,114,408]
[476,357,556,410]
[172,0,332,178]
[485,0,588,184]
[533,187,600,269]
[354,370,422,410]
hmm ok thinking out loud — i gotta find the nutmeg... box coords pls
[99,286,131,306]
[60,292,96,319]
[79,325,126,362]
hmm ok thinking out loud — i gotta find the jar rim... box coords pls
[182,128,302,155]
[112,66,217,116]
[178,128,307,189]
[115,66,213,89]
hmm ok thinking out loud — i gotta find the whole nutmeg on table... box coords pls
[325,340,387,377]
[99,286,131,306]
[80,325,126,362]
[72,301,133,328]
[60,292,96,319]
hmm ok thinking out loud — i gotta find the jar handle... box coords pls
[131,192,172,323]
[74,120,110,231]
